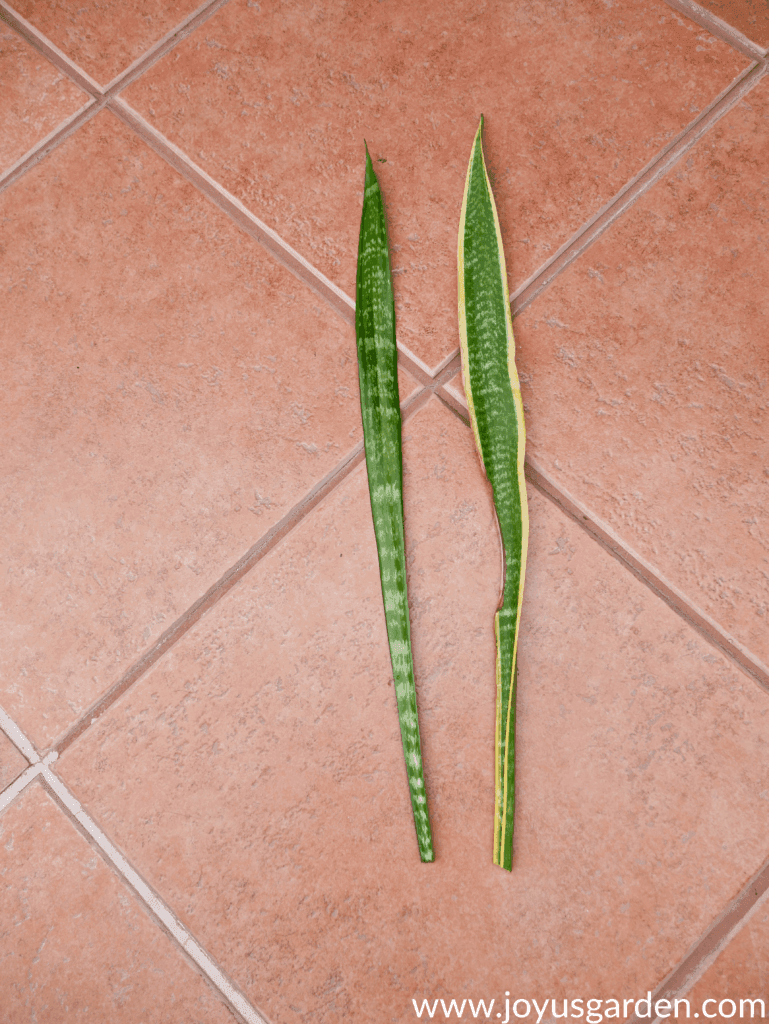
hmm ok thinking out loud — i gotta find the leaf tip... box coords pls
[471,116,485,161]
[363,141,378,190]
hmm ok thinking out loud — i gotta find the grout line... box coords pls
[412,353,462,394]
[430,347,464,379]
[109,97,357,326]
[396,347,435,387]
[0,0,434,386]
[435,377,469,421]
[4,0,762,391]
[101,0,232,97]
[509,58,766,318]
[416,58,767,381]
[0,1,101,95]
[51,381,439,758]
[50,438,365,756]
[0,0,234,193]
[400,343,440,384]
[106,97,437,383]
[435,382,769,694]
[0,763,44,815]
[0,704,41,763]
[38,767,268,1024]
[660,0,768,61]
[0,700,267,1021]
[0,0,234,99]
[0,0,766,1015]
[399,381,433,421]
[0,99,101,195]
[0,703,60,811]
[629,855,769,1024]
[524,457,769,692]
[431,352,462,388]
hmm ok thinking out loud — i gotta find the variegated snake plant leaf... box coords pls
[458,117,529,871]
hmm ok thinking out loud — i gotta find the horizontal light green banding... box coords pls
[458,118,529,871]
[355,147,434,863]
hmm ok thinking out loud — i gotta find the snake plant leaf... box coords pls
[458,117,529,871]
[355,145,434,863]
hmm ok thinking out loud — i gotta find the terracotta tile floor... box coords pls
[1,1,767,1022]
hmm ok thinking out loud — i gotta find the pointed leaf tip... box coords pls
[363,142,378,190]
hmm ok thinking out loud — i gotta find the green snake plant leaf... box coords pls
[355,145,434,863]
[458,117,529,871]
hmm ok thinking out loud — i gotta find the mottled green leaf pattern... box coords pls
[458,118,529,871]
[355,147,434,863]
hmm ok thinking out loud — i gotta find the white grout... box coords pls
[509,59,766,318]
[0,0,235,197]
[0,98,101,195]
[2,0,764,381]
[0,0,101,95]
[105,96,434,384]
[0,0,235,98]
[40,766,269,1023]
[660,0,768,62]
[101,0,233,96]
[627,855,769,1024]
[0,763,44,814]
[0,703,40,762]
[0,702,267,1023]
[438,378,769,693]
